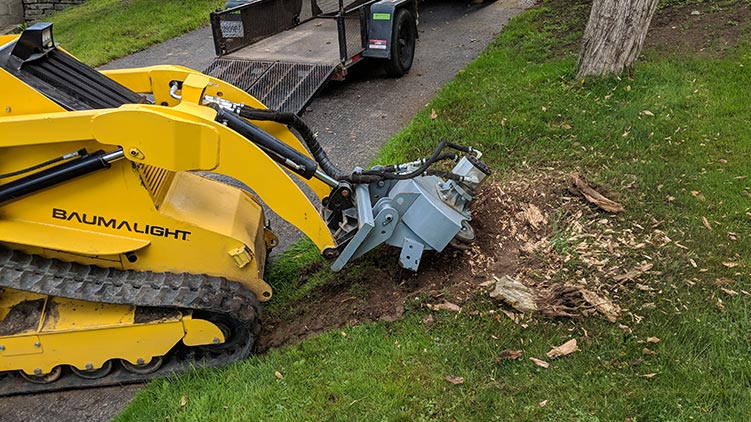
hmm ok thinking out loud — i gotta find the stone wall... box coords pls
[23,0,85,21]
[0,0,23,27]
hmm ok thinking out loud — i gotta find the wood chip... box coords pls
[489,275,538,312]
[714,278,734,285]
[701,217,712,231]
[524,203,547,230]
[613,262,653,283]
[567,172,624,213]
[498,350,523,361]
[445,375,464,385]
[430,302,462,312]
[722,262,739,268]
[580,289,621,322]
[274,371,284,379]
[674,241,689,250]
[721,288,738,296]
[641,373,657,378]
[546,339,579,359]
[642,348,656,355]
[530,357,550,368]
[501,309,519,323]
[646,336,660,344]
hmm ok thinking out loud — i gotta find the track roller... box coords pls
[121,357,163,375]
[70,361,113,380]
[19,366,63,384]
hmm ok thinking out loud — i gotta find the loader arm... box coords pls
[0,104,337,253]
[94,104,338,253]
[100,65,333,202]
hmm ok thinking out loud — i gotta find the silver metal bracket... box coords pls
[399,237,424,271]
[332,184,399,271]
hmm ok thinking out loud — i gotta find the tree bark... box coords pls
[577,0,660,79]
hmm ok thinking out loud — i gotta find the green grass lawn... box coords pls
[116,0,751,420]
[43,0,223,66]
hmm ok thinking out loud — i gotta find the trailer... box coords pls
[204,0,418,114]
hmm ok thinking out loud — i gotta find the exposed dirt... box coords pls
[0,299,44,336]
[258,169,669,350]
[645,1,751,57]
[257,175,541,351]
[133,307,180,324]
[548,0,751,59]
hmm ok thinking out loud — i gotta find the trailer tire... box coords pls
[384,8,417,77]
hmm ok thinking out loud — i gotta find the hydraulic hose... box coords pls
[0,148,87,180]
[238,107,477,184]
[237,106,382,183]
[361,149,459,180]
[214,106,319,179]
[0,149,124,205]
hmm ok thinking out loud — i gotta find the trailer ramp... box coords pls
[205,58,335,114]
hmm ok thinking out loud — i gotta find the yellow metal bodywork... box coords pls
[0,289,224,374]
[0,44,339,376]
[0,64,338,300]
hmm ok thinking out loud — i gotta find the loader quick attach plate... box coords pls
[204,58,335,114]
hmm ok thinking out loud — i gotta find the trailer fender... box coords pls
[362,0,418,60]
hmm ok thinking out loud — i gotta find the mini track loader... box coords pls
[0,23,489,395]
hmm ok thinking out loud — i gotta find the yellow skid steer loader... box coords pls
[0,23,489,395]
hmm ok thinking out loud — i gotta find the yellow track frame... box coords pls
[0,289,224,375]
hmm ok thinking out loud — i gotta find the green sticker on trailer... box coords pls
[373,13,391,20]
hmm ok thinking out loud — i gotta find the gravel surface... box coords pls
[0,0,530,420]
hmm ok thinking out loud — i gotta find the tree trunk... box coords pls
[577,0,660,79]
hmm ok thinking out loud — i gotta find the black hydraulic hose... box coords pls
[237,106,475,183]
[214,106,319,179]
[238,106,382,183]
[0,150,113,205]
[0,149,87,180]
[376,153,457,174]
[364,140,449,180]
[366,152,459,180]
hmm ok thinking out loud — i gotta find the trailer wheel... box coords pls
[384,8,417,77]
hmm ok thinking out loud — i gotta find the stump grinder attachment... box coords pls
[0,23,488,395]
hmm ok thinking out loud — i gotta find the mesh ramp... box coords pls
[205,58,335,114]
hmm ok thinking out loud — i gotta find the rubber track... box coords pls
[0,246,261,395]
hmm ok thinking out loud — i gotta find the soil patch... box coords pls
[257,175,545,351]
[258,170,668,351]
[645,2,751,57]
